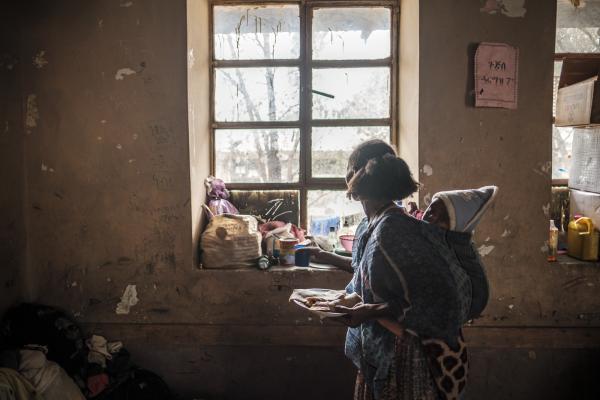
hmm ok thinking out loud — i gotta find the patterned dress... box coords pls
[345,206,471,400]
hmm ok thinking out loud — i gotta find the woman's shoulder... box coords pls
[376,208,448,245]
[377,208,423,233]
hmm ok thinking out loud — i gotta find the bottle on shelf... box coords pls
[548,219,558,262]
[339,220,352,237]
[327,226,338,251]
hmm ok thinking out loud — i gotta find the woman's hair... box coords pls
[346,139,419,201]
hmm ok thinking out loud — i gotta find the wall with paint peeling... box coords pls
[418,0,600,328]
[0,4,28,314]
[1,0,599,399]
[418,1,600,397]
[18,0,194,309]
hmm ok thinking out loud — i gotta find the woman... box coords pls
[313,140,470,400]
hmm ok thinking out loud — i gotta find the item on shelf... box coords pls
[201,210,262,269]
[548,220,559,262]
[279,238,299,266]
[555,55,600,126]
[569,127,600,194]
[567,216,599,261]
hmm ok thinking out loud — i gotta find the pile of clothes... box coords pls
[0,303,171,400]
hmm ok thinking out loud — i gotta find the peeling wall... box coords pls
[418,0,600,328]
[18,0,193,309]
[2,0,600,399]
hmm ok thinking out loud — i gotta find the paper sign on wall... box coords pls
[475,42,519,109]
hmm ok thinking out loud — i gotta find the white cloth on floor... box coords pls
[18,349,84,400]
[86,335,123,367]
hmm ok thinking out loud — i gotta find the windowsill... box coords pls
[555,254,600,268]
[197,262,349,274]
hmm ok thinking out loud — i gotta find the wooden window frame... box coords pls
[209,0,400,229]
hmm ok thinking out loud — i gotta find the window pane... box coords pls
[215,129,300,183]
[214,5,300,60]
[552,125,573,180]
[312,7,391,60]
[230,190,299,225]
[556,1,600,53]
[312,68,390,119]
[553,60,562,117]
[215,67,299,122]
[307,190,365,236]
[312,126,390,178]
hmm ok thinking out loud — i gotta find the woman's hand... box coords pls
[305,246,327,263]
[304,247,353,273]
[331,302,390,327]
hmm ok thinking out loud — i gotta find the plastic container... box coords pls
[339,235,355,252]
[279,238,299,266]
[568,217,599,261]
[328,226,338,251]
[294,245,310,267]
[548,220,558,262]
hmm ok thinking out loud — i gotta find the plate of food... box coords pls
[289,288,362,318]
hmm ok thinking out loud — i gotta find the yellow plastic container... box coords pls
[567,217,599,261]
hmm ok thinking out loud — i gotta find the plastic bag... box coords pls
[205,176,238,218]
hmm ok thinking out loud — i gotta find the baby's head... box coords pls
[423,186,498,232]
[423,198,450,230]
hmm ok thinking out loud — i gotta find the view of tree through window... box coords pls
[553,0,600,180]
[211,2,396,231]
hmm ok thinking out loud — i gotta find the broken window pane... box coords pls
[312,7,391,60]
[215,67,300,122]
[312,126,390,178]
[552,60,562,117]
[552,60,571,180]
[215,129,300,183]
[556,1,600,53]
[214,5,300,60]
[307,190,365,236]
[229,190,299,225]
[552,125,573,180]
[312,67,390,119]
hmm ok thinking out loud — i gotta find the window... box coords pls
[210,1,398,232]
[553,0,600,183]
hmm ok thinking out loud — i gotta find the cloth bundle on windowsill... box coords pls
[201,208,262,269]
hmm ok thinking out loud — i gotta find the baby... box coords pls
[419,185,498,321]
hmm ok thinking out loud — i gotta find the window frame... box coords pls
[209,0,400,229]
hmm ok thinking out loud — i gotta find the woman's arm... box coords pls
[333,302,393,327]
[306,247,353,273]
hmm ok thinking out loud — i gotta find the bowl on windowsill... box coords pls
[339,235,355,253]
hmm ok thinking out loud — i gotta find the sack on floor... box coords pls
[0,303,85,375]
[201,213,262,269]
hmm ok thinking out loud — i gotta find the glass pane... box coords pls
[312,126,390,178]
[553,60,563,117]
[215,129,300,183]
[215,67,299,122]
[312,68,390,119]
[552,125,573,180]
[556,1,600,53]
[308,191,365,237]
[312,7,391,60]
[230,190,299,225]
[214,5,300,60]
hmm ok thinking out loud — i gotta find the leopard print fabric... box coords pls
[421,331,468,400]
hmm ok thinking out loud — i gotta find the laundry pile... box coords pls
[0,303,172,400]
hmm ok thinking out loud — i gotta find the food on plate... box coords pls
[303,292,361,311]
[289,288,363,317]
